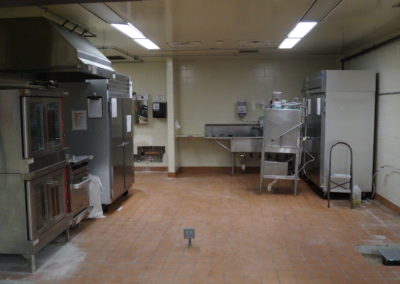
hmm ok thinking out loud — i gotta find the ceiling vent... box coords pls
[168,41,202,48]
[239,40,273,48]
[106,55,127,61]
[99,47,142,63]
[238,49,260,54]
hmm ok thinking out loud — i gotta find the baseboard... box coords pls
[179,166,260,174]
[134,166,167,172]
[168,172,178,178]
[375,194,400,213]
[136,166,260,176]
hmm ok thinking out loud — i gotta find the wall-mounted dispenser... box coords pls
[153,102,167,118]
[152,95,167,118]
[236,100,247,118]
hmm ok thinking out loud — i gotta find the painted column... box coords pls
[166,57,177,176]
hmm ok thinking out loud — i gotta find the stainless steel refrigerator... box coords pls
[62,74,134,205]
[303,70,376,193]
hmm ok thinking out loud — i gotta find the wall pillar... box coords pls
[166,57,178,176]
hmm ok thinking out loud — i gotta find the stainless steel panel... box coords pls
[70,184,90,216]
[62,81,113,204]
[122,98,134,190]
[304,70,326,93]
[303,93,325,187]
[0,91,28,173]
[111,98,125,199]
[0,174,29,253]
[263,109,302,149]
[0,17,114,80]
[108,74,132,98]
[262,161,288,175]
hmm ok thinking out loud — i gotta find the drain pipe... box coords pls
[240,153,246,170]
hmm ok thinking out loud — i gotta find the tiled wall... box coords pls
[345,39,400,207]
[114,61,168,167]
[175,56,339,166]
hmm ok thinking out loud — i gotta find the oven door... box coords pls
[26,167,66,241]
[22,97,63,159]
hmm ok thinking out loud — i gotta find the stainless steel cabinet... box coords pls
[303,70,376,193]
[62,74,134,206]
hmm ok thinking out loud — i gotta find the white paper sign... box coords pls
[72,110,87,130]
[316,97,321,116]
[126,115,132,133]
[87,97,103,118]
[111,98,117,118]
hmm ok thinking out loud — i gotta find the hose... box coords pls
[298,150,315,174]
[267,179,277,191]
[371,165,400,199]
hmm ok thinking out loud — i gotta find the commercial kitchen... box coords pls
[0,0,399,283]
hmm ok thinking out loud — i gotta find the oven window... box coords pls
[33,182,47,232]
[30,103,46,152]
[47,102,61,147]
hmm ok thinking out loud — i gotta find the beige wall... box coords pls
[113,61,168,167]
[345,39,400,207]
[175,56,339,166]
[114,56,339,169]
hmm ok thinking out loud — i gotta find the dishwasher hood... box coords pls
[0,17,115,81]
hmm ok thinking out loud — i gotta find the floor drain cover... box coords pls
[379,248,400,266]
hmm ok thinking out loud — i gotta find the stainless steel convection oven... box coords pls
[0,84,71,272]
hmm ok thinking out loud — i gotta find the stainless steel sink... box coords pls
[204,124,263,152]
[204,123,262,137]
[230,137,262,152]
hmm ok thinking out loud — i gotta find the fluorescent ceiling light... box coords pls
[111,23,145,39]
[288,21,317,38]
[278,38,301,49]
[134,38,160,50]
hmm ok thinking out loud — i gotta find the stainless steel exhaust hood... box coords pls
[0,17,115,81]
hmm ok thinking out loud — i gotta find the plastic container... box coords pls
[272,91,282,109]
[352,185,362,207]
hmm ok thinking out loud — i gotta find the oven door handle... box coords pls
[71,178,91,190]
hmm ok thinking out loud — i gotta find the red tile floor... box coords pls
[1,172,400,283]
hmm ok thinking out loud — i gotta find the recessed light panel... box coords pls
[134,38,160,50]
[288,22,317,38]
[278,38,301,49]
[111,23,145,39]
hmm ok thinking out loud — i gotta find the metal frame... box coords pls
[327,142,353,209]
